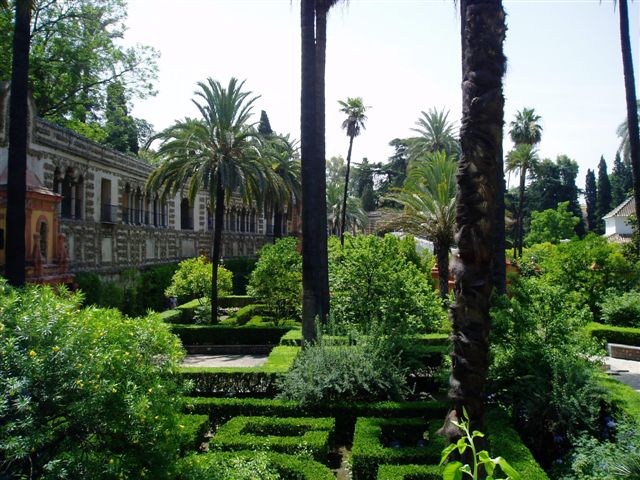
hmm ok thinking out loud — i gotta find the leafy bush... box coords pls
[165,256,233,302]
[524,201,579,246]
[277,331,409,404]
[248,238,302,320]
[489,277,605,467]
[599,290,640,327]
[376,464,442,479]
[221,256,258,295]
[585,322,640,347]
[329,235,445,334]
[0,281,186,479]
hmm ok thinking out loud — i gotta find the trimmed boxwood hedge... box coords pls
[158,308,182,323]
[177,451,334,480]
[179,346,299,396]
[585,322,640,347]
[598,373,640,420]
[171,325,291,346]
[233,303,268,325]
[219,295,256,309]
[279,330,449,347]
[350,418,443,480]
[186,397,448,424]
[176,414,210,454]
[209,416,335,461]
[485,409,548,479]
[376,464,442,479]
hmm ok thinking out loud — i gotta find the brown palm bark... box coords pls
[6,1,32,286]
[210,177,225,324]
[340,134,354,246]
[435,240,450,300]
[440,0,506,452]
[618,0,640,252]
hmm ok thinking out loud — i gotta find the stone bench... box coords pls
[608,343,640,362]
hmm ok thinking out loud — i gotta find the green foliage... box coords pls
[585,168,598,232]
[234,303,269,325]
[376,464,442,479]
[165,256,233,302]
[209,416,335,460]
[176,414,210,453]
[599,290,640,327]
[489,277,605,466]
[0,282,185,479]
[596,156,613,232]
[104,80,139,154]
[177,451,335,480]
[350,418,443,480]
[221,257,258,295]
[585,322,640,346]
[329,235,446,333]
[171,324,291,346]
[439,409,520,480]
[248,238,302,320]
[277,330,409,405]
[524,201,579,246]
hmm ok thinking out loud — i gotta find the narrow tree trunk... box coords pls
[301,0,324,342]
[441,0,506,455]
[6,2,31,287]
[517,167,526,257]
[436,241,450,300]
[210,179,225,324]
[619,0,640,252]
[340,135,355,246]
[493,144,507,295]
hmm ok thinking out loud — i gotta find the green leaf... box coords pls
[472,430,485,438]
[456,436,468,454]
[494,457,521,479]
[443,461,464,480]
[460,464,472,475]
[439,443,458,466]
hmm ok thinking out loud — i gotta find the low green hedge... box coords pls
[219,295,256,309]
[209,416,335,461]
[186,397,448,424]
[233,303,268,325]
[585,322,640,347]
[177,451,334,480]
[176,414,210,454]
[171,325,292,346]
[351,418,443,480]
[158,309,182,323]
[177,298,205,322]
[179,346,299,396]
[376,464,442,479]
[485,409,548,479]
[598,373,640,420]
[279,330,449,348]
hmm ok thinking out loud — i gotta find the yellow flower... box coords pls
[112,388,117,393]
[52,346,60,353]
[29,350,37,358]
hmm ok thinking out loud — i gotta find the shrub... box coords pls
[329,235,446,334]
[248,238,302,320]
[234,303,269,325]
[376,464,442,480]
[221,256,258,295]
[599,290,640,327]
[209,416,334,460]
[176,414,210,453]
[350,418,443,480]
[524,201,580,246]
[171,325,292,346]
[0,281,186,479]
[219,295,256,309]
[177,451,335,480]
[165,256,233,302]
[277,331,409,404]
[585,322,640,347]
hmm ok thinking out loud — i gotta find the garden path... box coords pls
[182,354,269,368]
[606,356,640,391]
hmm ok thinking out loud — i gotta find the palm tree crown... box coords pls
[509,107,543,146]
[410,108,459,158]
[339,97,368,139]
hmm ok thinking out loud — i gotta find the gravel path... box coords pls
[182,354,269,368]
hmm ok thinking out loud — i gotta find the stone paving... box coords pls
[605,356,640,391]
[182,354,269,368]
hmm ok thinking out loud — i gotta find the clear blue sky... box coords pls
[125,0,639,189]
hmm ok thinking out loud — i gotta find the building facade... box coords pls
[0,83,290,281]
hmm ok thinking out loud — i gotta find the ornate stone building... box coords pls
[0,83,291,280]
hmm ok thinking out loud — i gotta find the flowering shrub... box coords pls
[165,256,233,302]
[0,281,186,479]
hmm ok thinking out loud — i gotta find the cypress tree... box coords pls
[611,151,632,206]
[104,81,139,155]
[258,110,273,136]
[585,169,597,232]
[596,156,613,233]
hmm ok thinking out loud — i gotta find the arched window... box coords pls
[153,196,159,227]
[240,209,246,233]
[250,210,256,233]
[61,168,74,219]
[180,198,193,230]
[122,183,131,223]
[229,209,236,232]
[74,175,84,220]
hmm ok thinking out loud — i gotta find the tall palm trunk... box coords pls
[315,3,331,323]
[210,177,225,324]
[301,0,325,342]
[516,166,527,257]
[340,134,355,246]
[435,240,450,300]
[441,0,506,451]
[6,1,31,286]
[618,0,640,251]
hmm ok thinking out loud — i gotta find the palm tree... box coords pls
[615,0,640,250]
[147,78,267,323]
[409,108,459,158]
[440,0,506,450]
[385,151,457,300]
[3,0,33,286]
[506,143,539,257]
[326,181,367,236]
[509,107,543,146]
[616,101,640,162]
[261,134,301,241]
[338,97,368,246]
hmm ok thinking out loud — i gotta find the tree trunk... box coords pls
[301,0,325,342]
[210,178,225,324]
[6,1,31,287]
[315,4,331,324]
[436,241,450,300]
[340,135,355,246]
[441,0,506,456]
[493,144,507,295]
[619,0,640,253]
[517,166,527,257]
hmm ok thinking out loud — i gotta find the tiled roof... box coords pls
[604,196,636,219]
